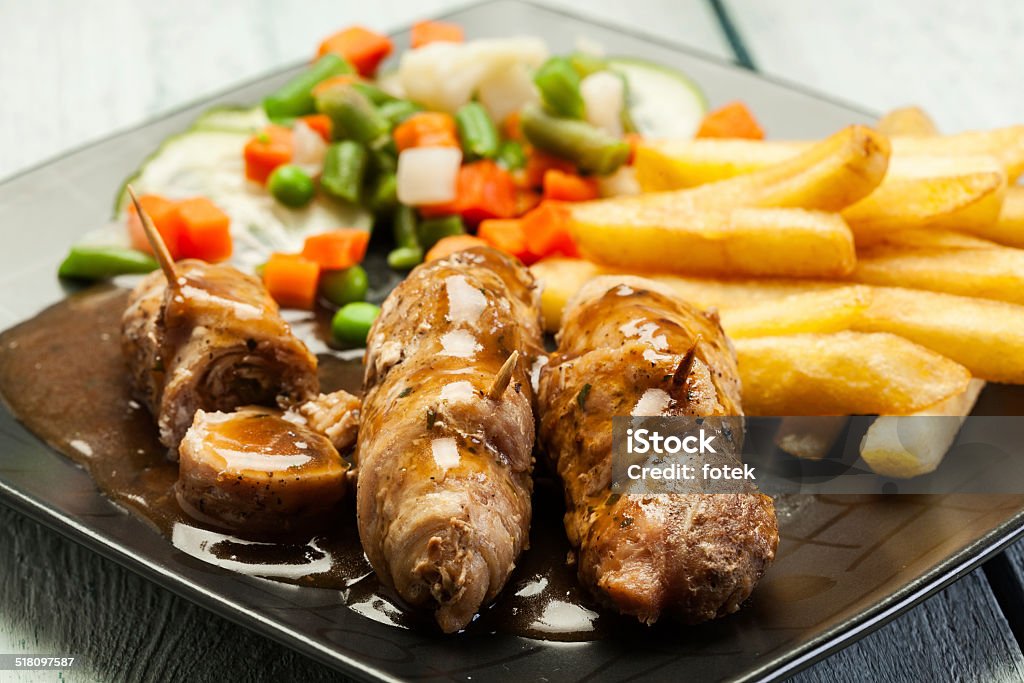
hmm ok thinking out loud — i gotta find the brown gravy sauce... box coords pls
[0,285,617,640]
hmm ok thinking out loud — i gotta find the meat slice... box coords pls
[177,406,347,535]
[122,260,319,450]
[357,247,543,633]
[539,275,778,624]
[297,390,361,453]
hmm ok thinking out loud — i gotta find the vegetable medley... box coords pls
[58,20,751,345]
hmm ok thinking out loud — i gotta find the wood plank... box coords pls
[794,567,1024,681]
[723,0,1024,132]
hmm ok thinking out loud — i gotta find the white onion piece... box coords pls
[397,147,462,205]
[292,121,327,176]
[399,37,548,112]
[478,63,538,124]
[580,71,625,137]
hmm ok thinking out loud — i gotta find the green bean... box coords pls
[321,141,368,203]
[58,245,157,281]
[319,265,369,307]
[455,102,500,159]
[496,139,526,171]
[569,52,608,79]
[386,246,423,270]
[369,145,397,175]
[267,164,315,208]
[331,302,381,345]
[519,103,630,175]
[315,85,389,144]
[352,81,397,106]
[393,204,420,250]
[369,171,398,212]
[378,99,422,127]
[263,54,353,119]
[533,56,585,119]
[417,215,465,250]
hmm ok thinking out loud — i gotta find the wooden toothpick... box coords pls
[488,350,519,400]
[127,185,178,286]
[672,335,702,389]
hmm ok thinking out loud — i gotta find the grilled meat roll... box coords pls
[538,275,778,625]
[122,260,319,450]
[177,406,348,535]
[358,247,543,633]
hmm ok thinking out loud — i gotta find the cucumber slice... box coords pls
[607,57,707,139]
[191,105,268,133]
[113,123,370,271]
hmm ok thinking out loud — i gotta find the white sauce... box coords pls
[440,380,476,403]
[620,318,668,351]
[445,275,488,324]
[431,437,461,471]
[631,388,673,416]
[440,329,482,358]
[69,439,94,457]
[180,284,262,320]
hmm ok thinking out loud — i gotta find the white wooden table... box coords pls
[3,1,1024,680]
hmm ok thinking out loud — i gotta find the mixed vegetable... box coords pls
[58,20,739,346]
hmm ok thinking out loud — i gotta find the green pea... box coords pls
[331,302,381,345]
[319,265,369,307]
[387,246,423,271]
[267,164,315,207]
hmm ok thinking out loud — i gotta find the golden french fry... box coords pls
[869,229,999,250]
[775,416,849,460]
[852,244,1024,306]
[569,207,856,279]
[636,126,1024,190]
[859,379,985,478]
[990,186,1024,248]
[735,332,972,416]
[876,106,939,137]
[855,287,1024,384]
[719,286,870,338]
[530,257,602,332]
[842,165,1006,243]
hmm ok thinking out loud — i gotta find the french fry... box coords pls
[719,286,870,338]
[774,416,849,460]
[869,229,999,250]
[624,125,889,209]
[852,244,1024,306]
[855,287,1024,384]
[990,186,1024,248]
[841,163,1006,243]
[734,332,972,416]
[531,257,602,332]
[636,125,1024,189]
[877,106,939,137]
[569,207,856,279]
[859,379,985,478]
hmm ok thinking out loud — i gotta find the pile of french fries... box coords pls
[532,107,1024,479]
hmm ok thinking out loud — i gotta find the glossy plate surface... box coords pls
[1,2,1022,680]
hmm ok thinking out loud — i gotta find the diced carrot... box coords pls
[524,148,576,188]
[624,132,644,165]
[515,189,541,215]
[696,101,765,140]
[300,114,333,142]
[263,253,320,310]
[317,26,393,77]
[244,125,294,184]
[542,169,599,202]
[126,194,183,259]
[521,201,578,258]
[301,229,371,270]
[425,235,488,262]
[502,111,523,141]
[393,112,459,152]
[311,74,359,98]
[419,160,518,223]
[176,197,233,263]
[477,219,535,264]
[410,20,464,49]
